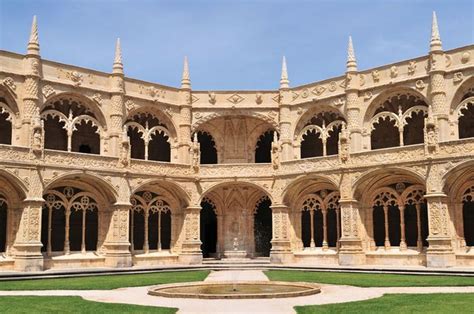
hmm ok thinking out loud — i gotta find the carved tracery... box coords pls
[130,191,172,253]
[370,93,428,149]
[41,187,99,255]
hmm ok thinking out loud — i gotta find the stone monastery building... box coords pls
[0,14,473,272]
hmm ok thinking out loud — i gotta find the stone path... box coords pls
[1,270,474,314]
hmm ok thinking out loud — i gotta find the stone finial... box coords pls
[347,36,357,72]
[113,38,124,74]
[27,15,40,55]
[181,56,191,89]
[430,11,442,52]
[280,56,289,90]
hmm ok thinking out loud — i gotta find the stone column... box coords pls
[104,203,132,267]
[428,13,449,142]
[178,98,192,164]
[345,37,363,152]
[179,205,202,264]
[109,39,125,157]
[425,193,455,267]
[337,199,366,265]
[270,204,293,263]
[13,199,44,271]
[22,16,42,147]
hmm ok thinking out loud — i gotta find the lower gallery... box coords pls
[0,16,473,272]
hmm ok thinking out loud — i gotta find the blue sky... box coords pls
[0,0,473,90]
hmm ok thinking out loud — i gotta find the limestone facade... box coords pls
[0,14,473,271]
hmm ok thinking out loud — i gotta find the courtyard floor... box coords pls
[1,270,474,313]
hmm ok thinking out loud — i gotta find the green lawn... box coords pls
[0,270,210,290]
[0,296,176,313]
[265,270,474,287]
[295,293,474,313]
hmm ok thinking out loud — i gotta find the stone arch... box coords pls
[192,110,279,132]
[41,173,117,258]
[282,175,340,251]
[42,93,107,130]
[200,181,274,204]
[126,106,178,140]
[194,115,277,164]
[294,106,346,159]
[44,172,118,206]
[199,181,273,258]
[353,167,428,252]
[42,93,107,154]
[0,87,19,145]
[0,170,27,256]
[450,76,474,113]
[442,160,474,249]
[451,77,474,139]
[132,179,190,210]
[364,88,429,150]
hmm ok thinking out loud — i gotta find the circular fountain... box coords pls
[147,281,320,299]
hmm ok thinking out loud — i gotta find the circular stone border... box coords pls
[147,281,321,299]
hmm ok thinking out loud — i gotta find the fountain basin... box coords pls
[147,281,321,299]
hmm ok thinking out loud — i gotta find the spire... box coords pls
[113,38,123,74]
[346,36,357,72]
[181,56,191,89]
[27,15,40,55]
[280,56,289,89]
[430,11,442,52]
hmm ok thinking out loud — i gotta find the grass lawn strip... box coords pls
[295,293,474,314]
[0,270,210,290]
[265,270,474,287]
[0,296,177,313]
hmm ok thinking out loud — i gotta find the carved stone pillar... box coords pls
[337,199,366,265]
[179,205,202,264]
[13,199,44,271]
[178,99,192,164]
[104,204,132,267]
[109,39,125,157]
[278,104,292,161]
[425,193,455,267]
[270,204,293,263]
[23,57,41,147]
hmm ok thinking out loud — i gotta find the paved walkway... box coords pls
[1,270,474,314]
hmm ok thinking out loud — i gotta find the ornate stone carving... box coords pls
[390,66,398,78]
[312,85,326,96]
[371,70,380,82]
[92,93,103,106]
[328,81,337,92]
[208,92,216,104]
[41,85,55,98]
[415,80,426,90]
[408,61,417,75]
[227,93,244,104]
[453,72,464,84]
[461,52,470,64]
[2,77,16,93]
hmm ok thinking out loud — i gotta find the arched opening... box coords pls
[129,191,172,253]
[369,93,427,149]
[44,116,67,151]
[149,132,171,162]
[71,120,100,154]
[41,187,99,255]
[254,196,272,257]
[299,111,345,158]
[459,101,474,139]
[200,198,217,258]
[197,131,218,164]
[125,112,171,162]
[403,111,425,145]
[0,104,12,145]
[42,97,103,154]
[128,127,145,159]
[301,129,323,158]
[462,185,474,246]
[371,184,428,250]
[0,195,7,253]
[371,117,399,149]
[255,131,273,163]
[300,191,340,250]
